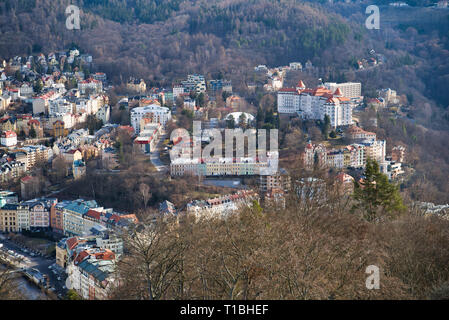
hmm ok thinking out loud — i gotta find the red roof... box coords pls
[28,119,40,126]
[2,130,17,138]
[66,237,80,250]
[20,175,33,182]
[86,209,102,221]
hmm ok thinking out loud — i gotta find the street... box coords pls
[150,130,169,173]
[0,234,67,299]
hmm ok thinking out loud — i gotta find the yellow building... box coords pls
[53,120,68,138]
[0,204,19,232]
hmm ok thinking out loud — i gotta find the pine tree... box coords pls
[353,159,406,222]
[29,126,37,138]
[322,114,331,139]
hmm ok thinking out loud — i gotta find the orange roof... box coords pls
[334,88,343,96]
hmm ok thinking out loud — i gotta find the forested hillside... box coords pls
[0,0,363,84]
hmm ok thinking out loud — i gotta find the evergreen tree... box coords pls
[322,114,331,139]
[352,159,406,222]
[238,112,247,128]
[33,80,43,94]
[29,126,37,138]
[226,115,235,129]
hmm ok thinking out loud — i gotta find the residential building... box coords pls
[181,74,206,94]
[159,200,177,216]
[186,190,259,220]
[134,123,161,153]
[130,104,171,134]
[259,169,291,193]
[324,82,362,99]
[63,200,98,236]
[20,175,40,200]
[78,78,103,95]
[67,255,116,300]
[127,78,146,93]
[32,90,60,115]
[1,130,17,147]
[344,126,376,142]
[0,161,26,182]
[22,199,55,229]
[170,153,278,177]
[0,191,18,207]
[95,232,124,256]
[0,204,20,232]
[96,105,110,124]
[289,62,303,70]
[391,145,406,163]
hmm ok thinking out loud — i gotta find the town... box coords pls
[0,45,444,300]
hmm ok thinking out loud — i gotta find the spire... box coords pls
[334,88,343,96]
[296,80,306,90]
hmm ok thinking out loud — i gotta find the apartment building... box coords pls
[170,154,277,177]
[78,78,103,95]
[304,140,381,170]
[0,204,19,232]
[324,82,362,99]
[344,126,376,142]
[130,104,171,134]
[32,90,61,115]
[186,190,259,220]
[259,169,291,193]
[0,161,26,182]
[181,74,206,94]
[63,200,98,236]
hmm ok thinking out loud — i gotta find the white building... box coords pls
[277,81,353,127]
[324,82,362,99]
[289,62,303,70]
[78,79,103,95]
[19,84,34,97]
[96,105,110,124]
[49,98,73,115]
[1,131,17,147]
[96,234,124,255]
[186,190,259,220]
[130,104,171,134]
[173,85,185,99]
[32,90,61,115]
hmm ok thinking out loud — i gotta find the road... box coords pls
[0,235,67,299]
[150,130,169,173]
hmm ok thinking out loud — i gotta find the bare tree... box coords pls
[139,183,151,209]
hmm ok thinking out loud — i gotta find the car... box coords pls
[48,266,52,269]
[57,277,61,281]
[30,253,35,257]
